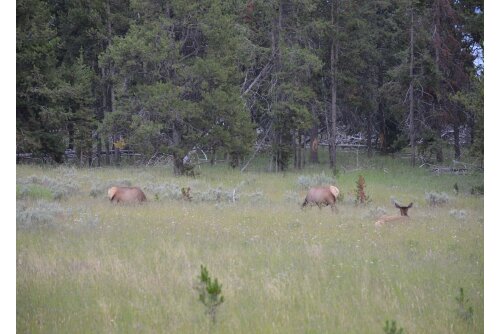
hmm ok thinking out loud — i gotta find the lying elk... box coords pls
[108,186,147,204]
[374,202,413,226]
[302,186,340,211]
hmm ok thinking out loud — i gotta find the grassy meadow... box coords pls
[16,151,484,333]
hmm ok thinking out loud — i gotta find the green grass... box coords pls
[16,184,54,201]
[16,152,483,333]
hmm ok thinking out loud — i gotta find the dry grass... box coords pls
[16,159,483,333]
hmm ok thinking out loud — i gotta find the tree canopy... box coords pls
[16,0,483,171]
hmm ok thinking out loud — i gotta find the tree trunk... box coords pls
[433,9,443,165]
[297,131,303,169]
[367,111,373,158]
[300,134,306,168]
[469,113,475,146]
[409,4,416,167]
[329,0,339,171]
[173,154,184,175]
[271,0,284,172]
[96,135,101,167]
[105,0,116,165]
[114,139,121,166]
[453,122,461,160]
[210,148,215,165]
[105,137,111,165]
[68,123,74,150]
[293,130,297,169]
[309,125,319,163]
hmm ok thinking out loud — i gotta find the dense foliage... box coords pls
[16,0,483,171]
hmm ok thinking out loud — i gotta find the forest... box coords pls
[16,1,486,332]
[16,0,484,172]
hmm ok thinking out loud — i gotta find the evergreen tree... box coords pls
[17,0,65,162]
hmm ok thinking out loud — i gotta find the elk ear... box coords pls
[394,202,401,209]
[407,202,413,208]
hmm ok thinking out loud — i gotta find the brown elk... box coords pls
[374,202,413,226]
[108,186,147,204]
[302,186,340,211]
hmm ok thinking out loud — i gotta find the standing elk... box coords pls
[374,202,413,226]
[108,186,147,204]
[302,186,340,211]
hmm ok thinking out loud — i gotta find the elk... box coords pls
[108,186,147,204]
[302,186,340,211]
[374,202,413,226]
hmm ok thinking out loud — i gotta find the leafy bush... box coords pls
[425,192,450,206]
[297,172,336,189]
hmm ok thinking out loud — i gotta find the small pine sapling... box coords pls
[195,265,224,324]
[355,175,370,205]
[383,320,404,334]
[182,187,192,201]
[455,287,474,324]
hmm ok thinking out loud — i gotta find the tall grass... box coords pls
[16,152,483,333]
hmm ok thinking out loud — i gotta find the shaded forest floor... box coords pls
[16,151,484,333]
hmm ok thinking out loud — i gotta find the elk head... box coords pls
[395,202,413,216]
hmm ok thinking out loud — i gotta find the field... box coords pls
[16,152,484,333]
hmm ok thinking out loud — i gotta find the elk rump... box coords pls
[108,186,147,204]
[302,186,340,210]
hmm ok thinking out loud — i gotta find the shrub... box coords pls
[297,172,336,189]
[470,185,483,195]
[143,183,182,201]
[73,211,100,228]
[284,191,302,205]
[16,184,53,200]
[425,192,450,206]
[449,209,467,220]
[17,176,79,200]
[194,187,239,203]
[242,191,266,203]
[366,207,387,219]
[16,201,66,229]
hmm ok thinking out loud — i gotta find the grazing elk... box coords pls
[302,186,340,211]
[108,186,147,204]
[374,202,413,226]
